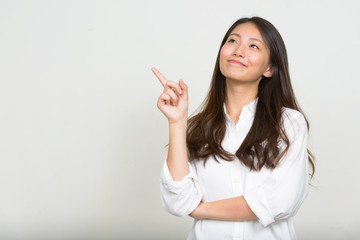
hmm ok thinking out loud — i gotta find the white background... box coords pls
[0,0,359,239]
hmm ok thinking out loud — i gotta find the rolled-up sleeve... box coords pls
[244,111,309,227]
[160,159,203,217]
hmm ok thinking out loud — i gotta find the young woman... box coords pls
[152,16,315,240]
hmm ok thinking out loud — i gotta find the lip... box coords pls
[228,59,246,67]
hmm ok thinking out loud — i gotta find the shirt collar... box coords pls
[223,97,258,119]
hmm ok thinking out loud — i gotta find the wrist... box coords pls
[169,117,187,127]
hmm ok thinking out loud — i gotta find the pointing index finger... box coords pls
[151,67,167,87]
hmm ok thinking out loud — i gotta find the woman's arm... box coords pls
[152,67,190,181]
[189,196,257,221]
[155,68,203,217]
[167,119,189,181]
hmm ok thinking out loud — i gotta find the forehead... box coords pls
[230,22,264,41]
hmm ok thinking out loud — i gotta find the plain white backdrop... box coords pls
[0,0,359,239]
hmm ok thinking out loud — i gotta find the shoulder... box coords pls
[281,107,307,132]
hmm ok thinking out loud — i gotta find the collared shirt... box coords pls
[160,99,309,240]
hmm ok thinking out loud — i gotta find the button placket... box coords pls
[234,221,244,240]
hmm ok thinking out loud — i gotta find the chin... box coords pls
[224,73,247,81]
[226,75,258,84]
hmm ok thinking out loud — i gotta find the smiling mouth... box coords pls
[229,60,246,66]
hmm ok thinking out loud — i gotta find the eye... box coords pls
[228,38,237,44]
[250,44,259,49]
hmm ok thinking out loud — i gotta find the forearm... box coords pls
[191,196,257,221]
[167,119,189,181]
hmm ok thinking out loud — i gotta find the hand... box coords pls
[152,67,188,124]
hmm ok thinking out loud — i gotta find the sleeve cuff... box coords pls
[160,159,198,195]
[159,159,203,216]
[244,186,275,227]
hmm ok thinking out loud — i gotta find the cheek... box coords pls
[248,54,259,64]
[220,45,233,59]
[249,53,268,68]
[219,48,226,61]
[219,48,227,68]
[220,45,234,64]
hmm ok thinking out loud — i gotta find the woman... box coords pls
[152,16,315,240]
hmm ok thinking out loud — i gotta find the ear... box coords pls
[263,64,273,78]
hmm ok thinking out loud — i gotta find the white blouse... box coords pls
[159,99,309,240]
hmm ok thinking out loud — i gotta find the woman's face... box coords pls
[219,23,273,84]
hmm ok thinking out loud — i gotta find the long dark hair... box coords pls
[187,17,315,178]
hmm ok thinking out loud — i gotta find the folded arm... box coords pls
[189,196,257,221]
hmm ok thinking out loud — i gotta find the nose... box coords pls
[234,44,245,58]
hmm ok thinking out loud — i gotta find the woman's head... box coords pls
[212,17,293,105]
[219,22,274,85]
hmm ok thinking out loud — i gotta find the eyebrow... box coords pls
[229,33,264,45]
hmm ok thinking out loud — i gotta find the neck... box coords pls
[225,79,259,124]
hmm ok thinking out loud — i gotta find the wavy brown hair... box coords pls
[186,17,315,178]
